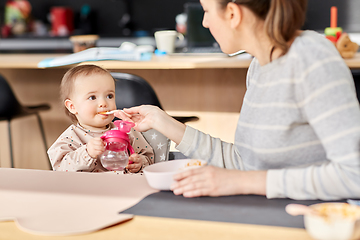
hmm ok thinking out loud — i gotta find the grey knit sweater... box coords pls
[176,31,360,200]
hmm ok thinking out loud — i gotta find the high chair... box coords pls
[0,75,51,168]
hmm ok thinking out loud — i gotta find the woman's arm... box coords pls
[117,106,263,197]
[117,106,246,170]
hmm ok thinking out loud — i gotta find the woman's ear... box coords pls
[64,99,77,114]
[227,2,242,29]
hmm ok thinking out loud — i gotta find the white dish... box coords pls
[143,159,207,190]
[304,202,360,240]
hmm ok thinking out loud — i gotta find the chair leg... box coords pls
[7,121,14,168]
[36,113,52,170]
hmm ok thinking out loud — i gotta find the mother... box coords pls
[116,0,360,200]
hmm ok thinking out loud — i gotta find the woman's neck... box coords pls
[246,38,275,66]
[244,29,300,66]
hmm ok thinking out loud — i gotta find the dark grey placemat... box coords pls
[121,191,345,228]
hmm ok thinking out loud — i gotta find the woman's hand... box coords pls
[115,105,164,132]
[127,153,144,173]
[86,137,105,159]
[115,105,186,145]
[170,165,267,198]
[170,166,240,197]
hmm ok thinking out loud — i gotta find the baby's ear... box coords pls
[64,99,77,114]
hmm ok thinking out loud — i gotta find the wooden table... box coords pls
[0,167,317,240]
[2,52,360,69]
[0,215,311,240]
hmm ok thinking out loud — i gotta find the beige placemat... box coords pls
[0,168,159,235]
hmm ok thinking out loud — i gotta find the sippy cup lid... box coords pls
[100,120,135,142]
[114,120,135,133]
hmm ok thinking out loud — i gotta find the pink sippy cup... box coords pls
[100,120,135,171]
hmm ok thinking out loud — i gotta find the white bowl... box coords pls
[143,159,207,190]
[304,202,360,240]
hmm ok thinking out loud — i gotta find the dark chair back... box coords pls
[111,72,163,110]
[0,74,51,168]
[0,75,24,120]
[111,72,199,123]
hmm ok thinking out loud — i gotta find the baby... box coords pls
[47,64,154,173]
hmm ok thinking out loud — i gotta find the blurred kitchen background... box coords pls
[0,0,200,39]
[0,0,358,52]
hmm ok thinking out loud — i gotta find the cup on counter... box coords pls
[69,34,99,53]
[50,7,74,36]
[154,30,184,54]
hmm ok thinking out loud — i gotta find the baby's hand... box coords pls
[87,137,105,159]
[127,153,144,173]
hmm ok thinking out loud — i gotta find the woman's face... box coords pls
[200,0,237,54]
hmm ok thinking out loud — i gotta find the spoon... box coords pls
[98,110,119,115]
[285,204,327,217]
[98,110,133,117]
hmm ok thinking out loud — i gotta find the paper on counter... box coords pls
[0,168,159,235]
[37,46,153,68]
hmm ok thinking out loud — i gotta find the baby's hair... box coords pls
[60,64,114,123]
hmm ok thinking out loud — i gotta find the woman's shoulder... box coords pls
[286,30,346,71]
[291,30,340,59]
[295,31,330,46]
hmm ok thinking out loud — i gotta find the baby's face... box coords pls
[69,73,116,131]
